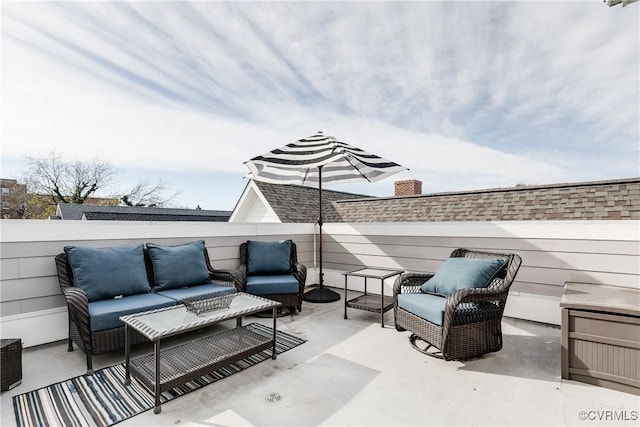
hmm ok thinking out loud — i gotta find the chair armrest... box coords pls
[61,287,92,350]
[208,268,235,285]
[447,286,509,307]
[393,272,434,297]
[442,287,510,333]
[225,265,247,292]
[293,262,307,290]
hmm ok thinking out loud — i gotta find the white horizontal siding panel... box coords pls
[511,282,565,298]
[0,220,314,242]
[330,234,640,257]
[0,258,19,280]
[1,276,61,301]
[324,221,640,241]
[1,307,67,347]
[503,293,561,325]
[19,256,57,279]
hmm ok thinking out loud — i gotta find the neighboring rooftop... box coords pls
[55,203,232,222]
[250,180,371,223]
[235,177,640,223]
[330,177,640,222]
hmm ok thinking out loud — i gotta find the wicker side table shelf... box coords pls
[1,339,22,391]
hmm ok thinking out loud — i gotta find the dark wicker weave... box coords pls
[393,248,522,361]
[55,247,235,374]
[1,339,22,391]
[129,327,272,395]
[227,242,307,312]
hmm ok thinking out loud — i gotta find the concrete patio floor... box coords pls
[1,287,638,426]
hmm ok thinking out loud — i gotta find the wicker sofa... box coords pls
[394,248,522,360]
[55,240,235,374]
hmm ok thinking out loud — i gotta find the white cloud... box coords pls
[1,0,638,208]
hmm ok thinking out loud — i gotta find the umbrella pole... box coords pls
[303,165,340,303]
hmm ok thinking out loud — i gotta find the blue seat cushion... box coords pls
[247,240,291,275]
[246,275,299,295]
[88,293,176,332]
[64,244,151,302]
[156,284,237,302]
[397,293,448,326]
[146,240,211,290]
[421,257,507,297]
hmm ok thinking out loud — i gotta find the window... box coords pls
[1,187,9,195]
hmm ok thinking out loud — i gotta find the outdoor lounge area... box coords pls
[1,290,638,426]
[1,219,639,426]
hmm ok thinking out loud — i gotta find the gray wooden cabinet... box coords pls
[561,282,640,395]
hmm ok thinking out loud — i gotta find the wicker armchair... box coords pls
[55,247,233,374]
[228,241,307,312]
[394,248,522,360]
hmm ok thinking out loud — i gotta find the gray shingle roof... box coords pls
[252,177,640,222]
[332,178,640,222]
[253,181,371,223]
[57,203,231,222]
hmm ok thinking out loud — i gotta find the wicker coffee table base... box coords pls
[127,326,274,412]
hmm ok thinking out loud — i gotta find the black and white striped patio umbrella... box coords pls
[244,131,407,303]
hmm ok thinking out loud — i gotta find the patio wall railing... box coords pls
[1,219,638,347]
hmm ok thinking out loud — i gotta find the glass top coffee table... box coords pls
[120,292,281,414]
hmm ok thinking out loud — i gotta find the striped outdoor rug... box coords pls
[13,323,305,427]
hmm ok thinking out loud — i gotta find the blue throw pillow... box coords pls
[247,240,292,276]
[146,240,211,290]
[64,245,151,302]
[421,257,507,297]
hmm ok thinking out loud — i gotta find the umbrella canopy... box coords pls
[244,131,407,186]
[244,131,407,303]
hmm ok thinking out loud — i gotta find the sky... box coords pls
[1,1,639,211]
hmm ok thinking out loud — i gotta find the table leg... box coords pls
[124,325,131,385]
[380,278,385,327]
[154,340,161,414]
[344,275,348,319]
[272,306,277,360]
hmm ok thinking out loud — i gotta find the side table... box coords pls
[343,267,404,327]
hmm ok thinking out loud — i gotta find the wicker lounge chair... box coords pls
[394,248,522,360]
[228,241,307,312]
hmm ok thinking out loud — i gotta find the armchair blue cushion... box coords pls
[247,240,292,275]
[397,293,448,326]
[421,257,506,297]
[246,275,299,295]
[146,240,211,290]
[64,245,151,302]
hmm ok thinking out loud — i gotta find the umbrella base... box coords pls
[303,287,340,303]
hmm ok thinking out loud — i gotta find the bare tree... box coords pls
[120,180,179,207]
[0,179,29,218]
[24,152,115,205]
[22,152,179,215]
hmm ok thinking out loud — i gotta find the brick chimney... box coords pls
[395,179,422,196]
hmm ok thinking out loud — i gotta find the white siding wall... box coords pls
[319,221,640,325]
[1,219,638,346]
[229,183,280,223]
[0,220,314,346]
